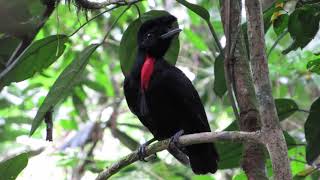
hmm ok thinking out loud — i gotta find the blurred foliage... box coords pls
[0,0,320,179]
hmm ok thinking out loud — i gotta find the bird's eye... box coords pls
[146,33,152,39]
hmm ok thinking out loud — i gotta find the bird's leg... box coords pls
[137,138,156,162]
[169,130,184,149]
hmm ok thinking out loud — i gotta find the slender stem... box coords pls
[100,5,131,44]
[207,21,223,53]
[297,109,310,113]
[69,0,141,37]
[267,30,288,58]
[69,5,121,37]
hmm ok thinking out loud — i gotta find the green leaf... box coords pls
[176,0,210,22]
[59,119,78,130]
[0,98,11,109]
[184,29,208,51]
[72,92,89,121]
[213,54,226,97]
[217,121,296,169]
[0,152,28,180]
[283,131,296,147]
[30,44,99,135]
[275,98,299,121]
[307,59,320,75]
[164,35,180,65]
[0,35,70,87]
[112,128,140,151]
[273,13,289,36]
[83,79,106,93]
[293,167,319,180]
[0,36,20,70]
[305,97,320,164]
[119,10,180,75]
[216,141,242,169]
[0,125,29,142]
[216,122,242,169]
[232,172,247,180]
[284,6,320,54]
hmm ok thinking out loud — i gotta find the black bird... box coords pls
[123,15,219,174]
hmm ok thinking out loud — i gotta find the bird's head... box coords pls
[137,15,181,58]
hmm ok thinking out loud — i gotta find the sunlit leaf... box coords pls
[30,44,99,135]
[307,59,320,75]
[293,167,319,179]
[59,119,78,130]
[232,172,247,180]
[305,97,320,164]
[0,152,28,180]
[184,29,208,51]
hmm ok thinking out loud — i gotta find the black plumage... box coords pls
[123,15,219,174]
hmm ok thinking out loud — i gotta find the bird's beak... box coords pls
[160,28,182,39]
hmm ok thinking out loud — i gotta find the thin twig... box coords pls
[95,131,262,180]
[100,5,131,44]
[69,5,121,37]
[297,109,310,113]
[207,21,223,53]
[267,30,288,58]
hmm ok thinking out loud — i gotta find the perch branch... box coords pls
[95,131,262,180]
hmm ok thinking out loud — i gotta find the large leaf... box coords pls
[0,152,28,180]
[307,59,320,75]
[119,10,180,75]
[216,122,242,169]
[176,0,210,22]
[0,36,20,70]
[273,13,289,36]
[184,29,208,51]
[112,128,140,151]
[213,54,226,97]
[283,5,320,54]
[275,98,299,121]
[30,44,99,135]
[0,35,69,87]
[217,119,297,169]
[304,97,320,164]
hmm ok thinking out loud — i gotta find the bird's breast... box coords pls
[140,55,155,90]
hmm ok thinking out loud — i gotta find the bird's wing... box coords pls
[161,66,211,132]
[124,77,140,117]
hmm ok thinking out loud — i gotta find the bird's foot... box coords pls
[137,138,156,162]
[169,130,184,149]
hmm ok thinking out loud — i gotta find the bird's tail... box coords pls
[186,143,219,174]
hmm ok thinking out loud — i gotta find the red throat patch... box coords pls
[141,55,155,90]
